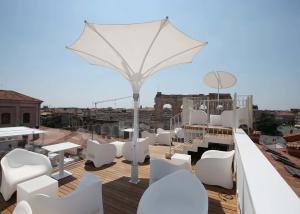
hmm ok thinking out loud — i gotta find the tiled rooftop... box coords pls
[0,90,42,103]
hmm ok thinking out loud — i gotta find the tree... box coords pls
[255,112,280,135]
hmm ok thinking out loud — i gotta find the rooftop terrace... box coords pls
[0,145,237,214]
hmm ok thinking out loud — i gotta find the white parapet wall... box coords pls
[234,129,300,214]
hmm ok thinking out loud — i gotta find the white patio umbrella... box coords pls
[67,17,207,183]
[203,71,236,110]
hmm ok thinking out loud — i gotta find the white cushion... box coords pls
[210,114,222,126]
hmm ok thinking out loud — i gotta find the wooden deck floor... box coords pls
[0,145,237,214]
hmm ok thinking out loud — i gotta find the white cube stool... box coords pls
[17,175,58,203]
[110,141,125,157]
[171,153,191,166]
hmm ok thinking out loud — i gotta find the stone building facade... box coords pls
[0,90,42,128]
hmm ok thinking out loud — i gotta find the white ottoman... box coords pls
[17,175,58,203]
[110,141,125,157]
[171,153,191,166]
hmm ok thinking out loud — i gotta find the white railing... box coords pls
[234,129,300,214]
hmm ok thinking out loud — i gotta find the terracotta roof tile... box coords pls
[0,90,42,103]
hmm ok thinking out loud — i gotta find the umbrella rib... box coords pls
[143,43,207,78]
[66,46,128,78]
[138,17,169,75]
[85,22,134,77]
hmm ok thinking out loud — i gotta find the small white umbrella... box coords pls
[203,71,236,110]
[67,17,207,183]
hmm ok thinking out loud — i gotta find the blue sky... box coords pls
[0,0,299,110]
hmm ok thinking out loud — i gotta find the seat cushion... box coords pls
[6,165,50,185]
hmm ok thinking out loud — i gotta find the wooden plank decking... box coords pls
[0,145,237,214]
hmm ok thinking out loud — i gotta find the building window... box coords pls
[23,113,30,123]
[1,113,11,124]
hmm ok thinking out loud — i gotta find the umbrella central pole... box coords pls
[129,93,140,184]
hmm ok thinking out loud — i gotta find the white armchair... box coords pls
[189,109,207,125]
[156,131,174,146]
[122,138,150,163]
[220,110,234,128]
[195,150,235,189]
[86,140,116,168]
[149,157,191,185]
[156,128,166,134]
[28,173,103,214]
[13,201,32,214]
[141,131,157,145]
[137,170,208,214]
[0,148,52,201]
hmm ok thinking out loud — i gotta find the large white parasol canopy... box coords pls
[203,71,236,89]
[67,17,207,183]
[203,71,236,110]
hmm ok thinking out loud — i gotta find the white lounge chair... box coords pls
[86,140,116,168]
[122,138,150,163]
[189,109,207,125]
[195,150,235,189]
[149,157,191,185]
[13,201,32,214]
[28,173,103,214]
[137,170,208,214]
[0,148,52,201]
[141,131,157,145]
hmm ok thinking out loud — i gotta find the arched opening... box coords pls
[162,104,173,129]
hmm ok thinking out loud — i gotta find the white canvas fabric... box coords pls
[68,17,206,183]
[67,17,207,93]
[203,71,236,89]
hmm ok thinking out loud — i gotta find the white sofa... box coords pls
[137,170,208,214]
[149,157,191,185]
[122,138,150,163]
[189,109,207,125]
[142,129,175,145]
[195,150,235,189]
[13,201,32,214]
[28,173,103,214]
[0,148,52,201]
[86,140,116,168]
[209,107,249,128]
